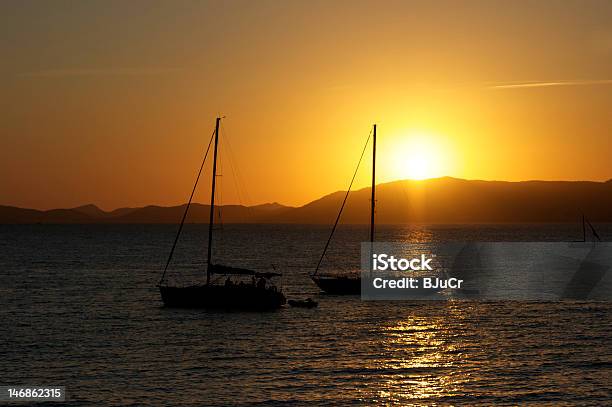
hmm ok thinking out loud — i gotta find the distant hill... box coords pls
[72,204,137,218]
[0,202,292,224]
[278,177,612,224]
[2,177,612,224]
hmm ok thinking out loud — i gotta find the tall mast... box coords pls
[370,124,376,243]
[206,117,221,284]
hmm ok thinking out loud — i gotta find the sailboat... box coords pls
[573,214,602,242]
[310,124,377,295]
[158,117,286,310]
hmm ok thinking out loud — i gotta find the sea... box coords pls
[0,224,610,406]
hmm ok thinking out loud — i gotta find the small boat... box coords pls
[157,117,286,310]
[311,124,378,295]
[288,298,318,308]
[571,214,602,243]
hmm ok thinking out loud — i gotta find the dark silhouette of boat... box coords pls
[311,124,377,295]
[311,274,361,295]
[159,265,285,310]
[157,117,286,310]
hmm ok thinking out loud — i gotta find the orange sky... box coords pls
[1,1,612,210]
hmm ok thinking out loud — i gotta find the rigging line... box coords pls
[235,156,254,210]
[213,127,226,261]
[226,125,252,207]
[586,218,602,242]
[221,122,256,219]
[158,128,216,286]
[313,128,373,276]
[217,165,223,224]
[215,125,224,228]
[220,121,247,208]
[222,125,275,269]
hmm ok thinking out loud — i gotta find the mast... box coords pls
[206,117,221,284]
[582,214,586,242]
[370,124,376,243]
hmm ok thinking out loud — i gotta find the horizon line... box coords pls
[3,175,612,212]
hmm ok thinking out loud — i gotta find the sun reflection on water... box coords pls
[366,304,471,404]
[399,226,436,243]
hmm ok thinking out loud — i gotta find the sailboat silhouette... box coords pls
[311,124,377,294]
[157,117,286,309]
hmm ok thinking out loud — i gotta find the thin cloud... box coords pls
[17,68,182,77]
[488,79,612,90]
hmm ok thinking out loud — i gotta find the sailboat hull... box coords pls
[311,275,361,295]
[159,284,286,310]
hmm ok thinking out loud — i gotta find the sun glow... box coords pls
[386,131,450,181]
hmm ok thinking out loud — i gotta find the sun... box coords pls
[387,132,448,181]
[403,148,432,180]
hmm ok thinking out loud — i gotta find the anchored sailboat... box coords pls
[572,214,602,243]
[158,117,286,309]
[311,124,377,295]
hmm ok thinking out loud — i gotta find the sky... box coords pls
[1,0,611,210]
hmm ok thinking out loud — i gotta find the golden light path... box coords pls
[362,303,472,404]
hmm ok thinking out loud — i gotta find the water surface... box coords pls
[0,224,610,405]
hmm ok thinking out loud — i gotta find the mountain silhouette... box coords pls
[274,177,612,224]
[2,177,612,224]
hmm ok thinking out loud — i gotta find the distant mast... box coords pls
[370,124,376,243]
[206,117,221,284]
